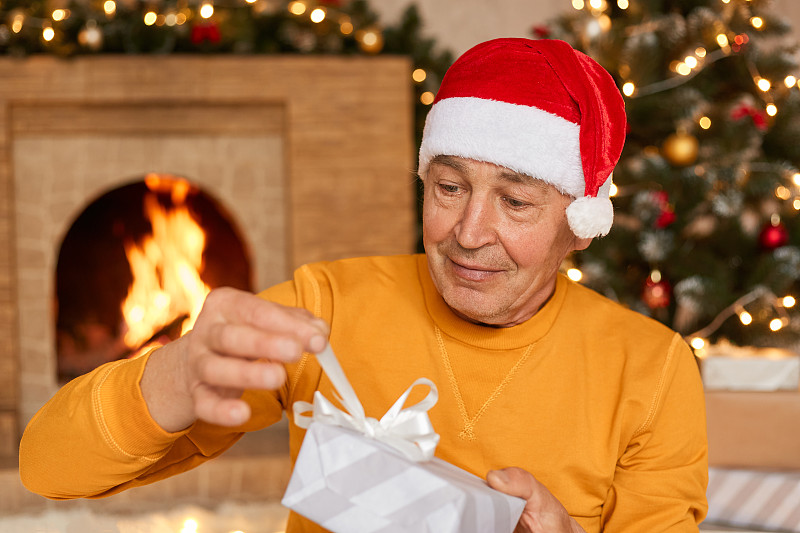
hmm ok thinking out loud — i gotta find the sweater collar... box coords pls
[416,254,567,350]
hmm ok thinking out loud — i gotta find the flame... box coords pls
[121,175,211,350]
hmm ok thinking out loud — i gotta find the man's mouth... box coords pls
[447,257,503,282]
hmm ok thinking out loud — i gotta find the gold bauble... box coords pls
[661,131,699,167]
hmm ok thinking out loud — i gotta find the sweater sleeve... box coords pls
[600,334,709,532]
[19,282,301,500]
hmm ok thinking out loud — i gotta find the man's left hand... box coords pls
[487,467,587,533]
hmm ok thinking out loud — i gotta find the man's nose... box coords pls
[454,196,496,249]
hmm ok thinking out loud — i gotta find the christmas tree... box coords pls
[542,0,800,350]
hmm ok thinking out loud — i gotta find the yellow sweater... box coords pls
[20,254,708,532]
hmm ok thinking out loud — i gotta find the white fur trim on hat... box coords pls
[566,176,614,238]
[419,96,584,198]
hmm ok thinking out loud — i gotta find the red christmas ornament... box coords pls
[730,103,768,131]
[642,274,671,309]
[759,219,789,249]
[532,25,551,39]
[652,190,675,228]
[191,21,221,45]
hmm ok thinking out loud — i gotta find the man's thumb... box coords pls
[487,467,535,499]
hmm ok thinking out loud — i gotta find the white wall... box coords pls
[371,0,800,57]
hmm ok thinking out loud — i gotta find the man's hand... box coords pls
[140,287,329,432]
[487,467,586,533]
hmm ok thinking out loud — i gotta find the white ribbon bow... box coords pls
[293,344,440,462]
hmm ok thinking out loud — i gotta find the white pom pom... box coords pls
[566,196,614,239]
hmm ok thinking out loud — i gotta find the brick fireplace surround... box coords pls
[0,55,414,513]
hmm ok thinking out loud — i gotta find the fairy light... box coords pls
[766,103,778,116]
[776,185,792,200]
[617,0,629,8]
[143,11,157,25]
[676,63,691,76]
[200,2,214,19]
[793,198,800,210]
[609,182,618,196]
[420,91,435,105]
[699,116,711,129]
[165,13,177,26]
[288,1,306,15]
[589,0,603,9]
[181,518,199,533]
[42,24,55,41]
[572,0,585,9]
[690,337,706,350]
[793,173,800,186]
[684,55,698,68]
[412,68,426,83]
[738,310,753,325]
[622,82,635,96]
[751,16,764,29]
[716,33,729,48]
[310,7,326,23]
[757,78,771,92]
[783,296,796,308]
[770,318,784,331]
[103,0,116,16]
[567,268,583,282]
[695,47,707,58]
[11,13,24,33]
[339,18,353,34]
[785,75,797,88]
[52,9,68,22]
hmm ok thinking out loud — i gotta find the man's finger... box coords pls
[487,467,536,500]
[192,384,251,427]
[201,322,306,363]
[195,354,288,391]
[201,288,329,353]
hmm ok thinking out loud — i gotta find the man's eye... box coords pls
[438,183,460,193]
[503,197,528,208]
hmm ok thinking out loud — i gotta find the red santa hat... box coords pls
[418,38,627,239]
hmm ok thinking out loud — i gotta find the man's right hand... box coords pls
[140,287,329,432]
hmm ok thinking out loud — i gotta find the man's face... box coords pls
[422,155,591,327]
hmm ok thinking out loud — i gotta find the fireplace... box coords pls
[0,55,415,471]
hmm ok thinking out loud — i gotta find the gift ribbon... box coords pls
[293,344,440,462]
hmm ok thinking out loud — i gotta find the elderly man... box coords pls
[20,39,708,532]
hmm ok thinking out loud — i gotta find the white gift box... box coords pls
[281,422,525,533]
[704,467,800,532]
[700,343,800,391]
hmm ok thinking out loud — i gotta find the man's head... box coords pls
[418,39,626,326]
[419,38,626,240]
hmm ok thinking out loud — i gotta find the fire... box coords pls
[121,174,211,351]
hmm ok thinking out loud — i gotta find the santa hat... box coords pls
[418,38,627,239]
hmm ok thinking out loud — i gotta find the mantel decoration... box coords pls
[0,0,453,148]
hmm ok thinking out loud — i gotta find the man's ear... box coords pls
[573,236,593,251]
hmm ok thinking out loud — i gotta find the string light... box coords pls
[622,82,635,96]
[143,11,157,25]
[567,268,583,282]
[42,24,55,42]
[785,75,797,88]
[288,1,306,15]
[199,2,214,19]
[776,185,792,200]
[51,9,68,22]
[412,68,426,83]
[690,337,706,350]
[11,12,24,33]
[766,103,778,116]
[618,0,629,8]
[609,182,618,196]
[420,91,435,105]
[783,296,796,308]
[770,318,784,331]
[699,116,711,129]
[750,16,764,29]
[103,1,116,16]
[589,0,603,9]
[572,0,585,10]
[310,7,325,23]
[738,309,753,325]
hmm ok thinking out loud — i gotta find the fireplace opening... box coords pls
[55,174,252,382]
